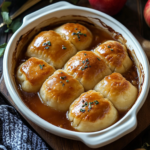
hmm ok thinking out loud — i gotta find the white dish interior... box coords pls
[3,2,150,148]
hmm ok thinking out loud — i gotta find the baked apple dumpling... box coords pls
[26,30,77,69]
[64,51,112,91]
[40,70,84,111]
[68,90,118,132]
[94,73,138,112]
[94,40,132,73]
[17,57,55,92]
[55,23,93,51]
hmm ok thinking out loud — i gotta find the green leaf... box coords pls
[1,1,11,12]
[1,12,12,27]
[9,18,22,33]
[0,43,7,57]
[5,28,10,33]
[1,1,12,27]
[142,143,150,150]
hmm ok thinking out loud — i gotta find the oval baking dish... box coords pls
[3,2,150,148]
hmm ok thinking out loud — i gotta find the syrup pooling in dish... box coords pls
[15,22,139,132]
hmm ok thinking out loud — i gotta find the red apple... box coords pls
[88,0,127,16]
[144,0,150,27]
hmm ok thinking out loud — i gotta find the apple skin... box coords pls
[88,0,127,16]
[144,0,150,27]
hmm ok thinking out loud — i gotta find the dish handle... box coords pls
[23,1,74,24]
[79,114,137,148]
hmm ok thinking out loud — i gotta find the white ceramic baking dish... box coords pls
[3,1,150,148]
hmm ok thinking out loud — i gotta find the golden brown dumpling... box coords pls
[55,23,93,51]
[17,57,55,92]
[26,30,77,69]
[94,73,138,112]
[94,40,132,73]
[64,51,112,91]
[68,90,118,132]
[40,70,84,111]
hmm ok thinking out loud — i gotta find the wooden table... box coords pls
[0,0,150,149]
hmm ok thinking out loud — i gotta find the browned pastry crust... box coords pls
[40,70,84,111]
[26,30,77,69]
[55,23,93,50]
[17,57,55,92]
[64,51,112,90]
[94,40,132,73]
[94,73,138,111]
[68,90,118,132]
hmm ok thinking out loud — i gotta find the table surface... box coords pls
[0,0,150,149]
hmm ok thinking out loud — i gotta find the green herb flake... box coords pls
[39,64,45,70]
[85,102,88,106]
[47,41,51,46]
[60,76,66,80]
[0,43,7,57]
[75,28,78,30]
[84,53,87,56]
[97,58,100,61]
[72,31,87,40]
[62,45,67,50]
[66,80,69,83]
[77,35,80,39]
[89,102,92,109]
[110,49,113,51]
[82,105,85,107]
[81,68,84,71]
[82,60,85,64]
[84,65,88,69]
[82,100,85,103]
[86,58,89,62]
[94,100,99,105]
[107,45,111,48]
[62,83,65,86]
[45,46,49,49]
[80,109,85,113]
[43,41,51,47]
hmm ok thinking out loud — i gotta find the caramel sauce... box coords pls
[15,22,139,132]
